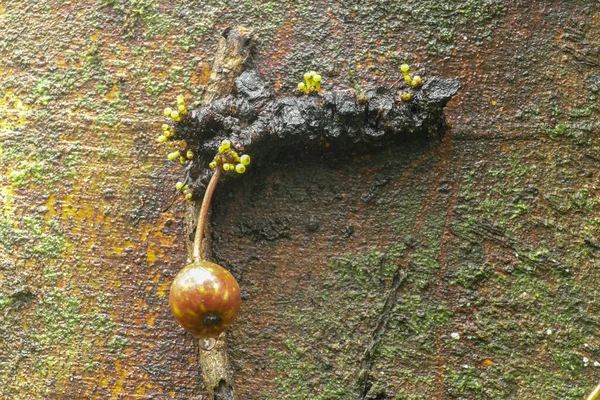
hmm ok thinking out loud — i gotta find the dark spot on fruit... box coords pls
[203,313,222,327]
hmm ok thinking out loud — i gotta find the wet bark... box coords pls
[1,2,599,400]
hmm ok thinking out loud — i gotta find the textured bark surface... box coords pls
[1,1,599,400]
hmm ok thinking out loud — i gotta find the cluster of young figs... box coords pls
[158,95,194,172]
[399,64,422,102]
[209,139,251,174]
[156,95,251,203]
[294,66,421,102]
[296,70,322,94]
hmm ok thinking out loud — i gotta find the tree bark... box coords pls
[1,2,599,399]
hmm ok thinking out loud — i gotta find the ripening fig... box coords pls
[169,260,241,338]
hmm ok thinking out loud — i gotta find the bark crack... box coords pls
[356,262,411,400]
[451,217,570,273]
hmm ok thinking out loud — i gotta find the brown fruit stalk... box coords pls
[169,165,241,339]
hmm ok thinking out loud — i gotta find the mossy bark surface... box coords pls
[0,1,599,399]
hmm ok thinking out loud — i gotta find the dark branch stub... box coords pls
[172,71,461,191]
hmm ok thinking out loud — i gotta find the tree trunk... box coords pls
[0,1,599,399]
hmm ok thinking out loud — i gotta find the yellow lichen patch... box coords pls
[192,62,212,86]
[110,358,131,398]
[481,359,495,367]
[104,83,121,101]
[147,248,157,264]
[0,90,31,130]
[274,73,282,91]
[61,186,91,223]
[157,281,169,298]
[90,30,102,43]
[110,240,136,256]
[21,313,27,331]
[147,312,158,327]
[135,296,146,309]
[136,382,154,396]
[136,383,146,396]
[140,214,180,249]
[0,186,15,216]
[44,193,57,222]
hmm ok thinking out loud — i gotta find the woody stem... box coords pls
[193,167,222,262]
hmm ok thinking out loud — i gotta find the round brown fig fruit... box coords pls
[169,260,241,338]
